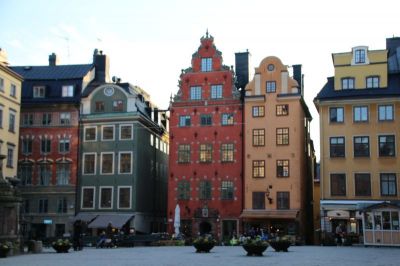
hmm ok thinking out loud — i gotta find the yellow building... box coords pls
[314,38,400,246]
[241,56,314,243]
[0,49,23,179]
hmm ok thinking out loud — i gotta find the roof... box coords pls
[11,64,93,80]
[314,74,400,102]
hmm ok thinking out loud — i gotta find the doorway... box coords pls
[199,221,212,235]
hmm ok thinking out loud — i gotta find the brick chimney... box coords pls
[93,49,110,83]
[49,53,59,66]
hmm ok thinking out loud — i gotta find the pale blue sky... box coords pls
[2,0,400,160]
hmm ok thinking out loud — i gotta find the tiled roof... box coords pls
[10,64,93,80]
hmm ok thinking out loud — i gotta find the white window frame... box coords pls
[378,105,394,121]
[119,124,133,140]
[117,186,132,209]
[84,126,97,142]
[100,152,114,175]
[99,186,113,209]
[118,151,133,174]
[62,85,74,97]
[33,86,45,98]
[351,46,369,65]
[81,186,95,209]
[101,125,115,141]
[353,106,369,122]
[190,86,202,100]
[82,152,97,175]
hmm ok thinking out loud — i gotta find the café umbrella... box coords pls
[174,204,181,236]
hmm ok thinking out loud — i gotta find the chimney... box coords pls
[235,50,251,91]
[292,64,303,96]
[0,48,8,65]
[49,53,59,66]
[93,49,110,83]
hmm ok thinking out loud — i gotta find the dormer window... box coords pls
[201,58,212,72]
[366,76,380,88]
[33,86,45,98]
[62,85,74,97]
[355,49,365,64]
[341,78,355,90]
[351,46,369,65]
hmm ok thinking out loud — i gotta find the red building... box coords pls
[168,32,243,242]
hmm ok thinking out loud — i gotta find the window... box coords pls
[8,110,16,132]
[119,152,132,174]
[330,137,345,157]
[199,180,211,200]
[57,198,68,213]
[22,139,32,154]
[221,181,234,200]
[83,153,96,174]
[62,85,74,97]
[41,139,51,154]
[353,106,368,122]
[277,192,290,210]
[101,153,114,174]
[211,85,222,99]
[120,125,133,140]
[221,113,233,125]
[354,136,369,157]
[33,86,45,98]
[329,107,344,123]
[100,187,113,209]
[276,128,289,145]
[179,115,191,127]
[42,113,52,125]
[252,129,265,146]
[102,125,114,141]
[177,180,190,200]
[19,163,33,185]
[0,78,3,91]
[252,160,265,178]
[201,58,212,72]
[266,81,276,92]
[0,106,3,128]
[199,144,212,163]
[276,105,289,116]
[190,86,202,100]
[84,127,96,141]
[82,187,95,209]
[277,160,289,177]
[342,78,355,90]
[59,139,70,153]
[252,106,264,117]
[38,199,48,213]
[355,173,371,196]
[200,114,212,126]
[379,135,395,157]
[252,192,265,210]
[22,113,34,126]
[118,187,131,209]
[56,163,70,185]
[378,105,394,121]
[10,84,16,97]
[221,143,234,162]
[113,100,123,111]
[355,49,366,64]
[178,144,191,163]
[330,173,346,196]
[380,174,397,196]
[6,147,14,167]
[60,112,71,125]
[366,76,379,88]
[95,101,105,112]
[38,163,51,186]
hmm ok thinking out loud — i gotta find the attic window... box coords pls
[62,85,74,97]
[33,86,45,98]
[351,46,369,65]
[201,58,212,72]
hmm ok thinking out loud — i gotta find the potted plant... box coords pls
[52,239,71,253]
[268,236,291,252]
[0,242,10,258]
[242,237,268,256]
[193,234,216,253]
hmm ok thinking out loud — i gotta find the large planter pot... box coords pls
[0,247,10,258]
[52,244,71,253]
[268,240,290,252]
[193,242,215,253]
[242,244,268,256]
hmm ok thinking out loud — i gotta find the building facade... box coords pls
[241,56,314,243]
[77,52,168,234]
[168,33,243,242]
[11,53,95,239]
[314,38,400,246]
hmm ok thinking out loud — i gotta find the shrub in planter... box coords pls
[52,239,71,253]
[0,243,10,258]
[268,236,291,252]
[193,235,216,253]
[242,237,268,256]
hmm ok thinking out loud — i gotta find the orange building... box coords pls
[241,56,314,243]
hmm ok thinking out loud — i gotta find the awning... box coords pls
[88,214,134,229]
[240,209,299,219]
[72,213,98,223]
